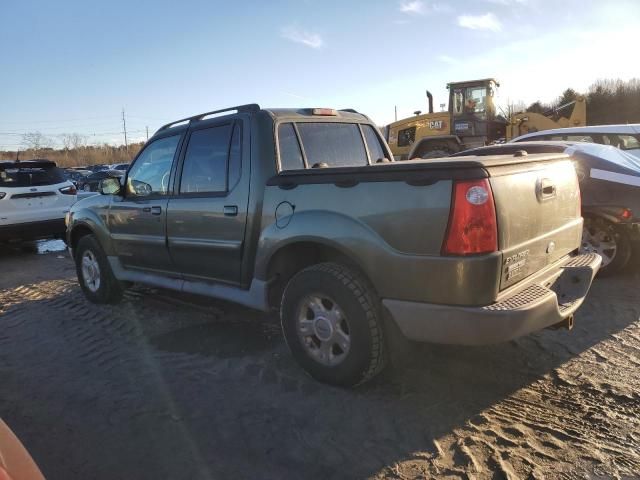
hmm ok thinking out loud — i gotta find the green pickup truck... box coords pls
[66,104,601,386]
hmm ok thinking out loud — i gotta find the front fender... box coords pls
[67,195,114,254]
[254,210,396,293]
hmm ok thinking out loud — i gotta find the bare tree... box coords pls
[21,132,52,157]
[59,133,88,165]
[499,99,527,119]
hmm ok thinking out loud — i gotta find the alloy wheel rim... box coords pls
[81,250,101,292]
[581,226,617,267]
[296,294,351,367]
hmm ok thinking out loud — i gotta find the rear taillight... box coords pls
[59,185,77,195]
[0,192,5,200]
[442,178,498,255]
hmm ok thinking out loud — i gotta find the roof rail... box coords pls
[157,104,260,132]
[339,108,359,114]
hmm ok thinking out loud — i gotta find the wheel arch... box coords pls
[68,214,113,256]
[262,239,374,309]
[408,135,461,159]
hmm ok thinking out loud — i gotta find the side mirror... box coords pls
[99,177,122,195]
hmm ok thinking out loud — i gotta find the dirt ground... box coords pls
[0,244,639,480]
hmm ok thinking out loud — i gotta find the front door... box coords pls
[109,134,182,273]
[166,120,249,284]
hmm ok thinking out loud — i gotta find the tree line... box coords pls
[525,78,640,126]
[0,133,144,168]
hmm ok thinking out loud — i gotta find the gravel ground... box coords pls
[0,245,639,480]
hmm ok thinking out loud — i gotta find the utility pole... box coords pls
[394,105,397,122]
[121,108,128,152]
[146,126,149,141]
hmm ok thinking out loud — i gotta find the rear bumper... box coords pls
[0,218,67,242]
[383,252,601,345]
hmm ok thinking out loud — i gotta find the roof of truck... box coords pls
[152,104,370,139]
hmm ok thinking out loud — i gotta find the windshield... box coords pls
[465,87,487,114]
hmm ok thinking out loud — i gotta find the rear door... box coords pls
[166,119,249,283]
[109,134,182,273]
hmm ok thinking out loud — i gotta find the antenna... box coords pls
[122,108,128,152]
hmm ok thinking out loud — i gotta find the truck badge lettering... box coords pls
[429,120,443,130]
[504,250,529,280]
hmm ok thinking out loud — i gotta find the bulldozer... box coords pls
[385,78,586,160]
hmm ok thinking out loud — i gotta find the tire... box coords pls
[416,145,455,159]
[281,262,386,387]
[75,234,124,304]
[582,218,632,276]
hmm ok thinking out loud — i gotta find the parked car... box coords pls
[511,124,640,159]
[64,168,92,186]
[85,164,111,172]
[0,159,77,242]
[67,104,600,386]
[452,141,640,274]
[109,162,130,172]
[77,169,124,192]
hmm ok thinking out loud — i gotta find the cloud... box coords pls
[457,12,501,32]
[281,26,323,49]
[399,0,427,15]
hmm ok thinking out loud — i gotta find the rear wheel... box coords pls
[581,218,631,276]
[281,263,386,387]
[75,234,124,303]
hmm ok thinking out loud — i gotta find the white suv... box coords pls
[0,160,77,242]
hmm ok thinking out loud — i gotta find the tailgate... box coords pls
[488,159,582,290]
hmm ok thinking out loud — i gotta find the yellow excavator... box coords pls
[385,78,586,160]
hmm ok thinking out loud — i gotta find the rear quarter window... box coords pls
[362,124,387,163]
[278,123,304,170]
[0,165,66,187]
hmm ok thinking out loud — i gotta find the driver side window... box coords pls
[126,135,180,197]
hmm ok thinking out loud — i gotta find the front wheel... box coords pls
[281,263,386,387]
[75,234,124,304]
[581,218,631,276]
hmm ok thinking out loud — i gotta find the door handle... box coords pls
[151,206,162,215]
[223,205,238,217]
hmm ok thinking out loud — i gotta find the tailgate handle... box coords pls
[537,178,556,201]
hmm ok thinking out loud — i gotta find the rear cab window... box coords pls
[277,122,388,171]
[0,163,66,187]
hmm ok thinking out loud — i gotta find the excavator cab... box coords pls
[447,79,505,146]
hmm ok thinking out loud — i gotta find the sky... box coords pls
[0,0,638,149]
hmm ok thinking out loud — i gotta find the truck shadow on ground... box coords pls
[1,251,638,479]
[133,270,640,478]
